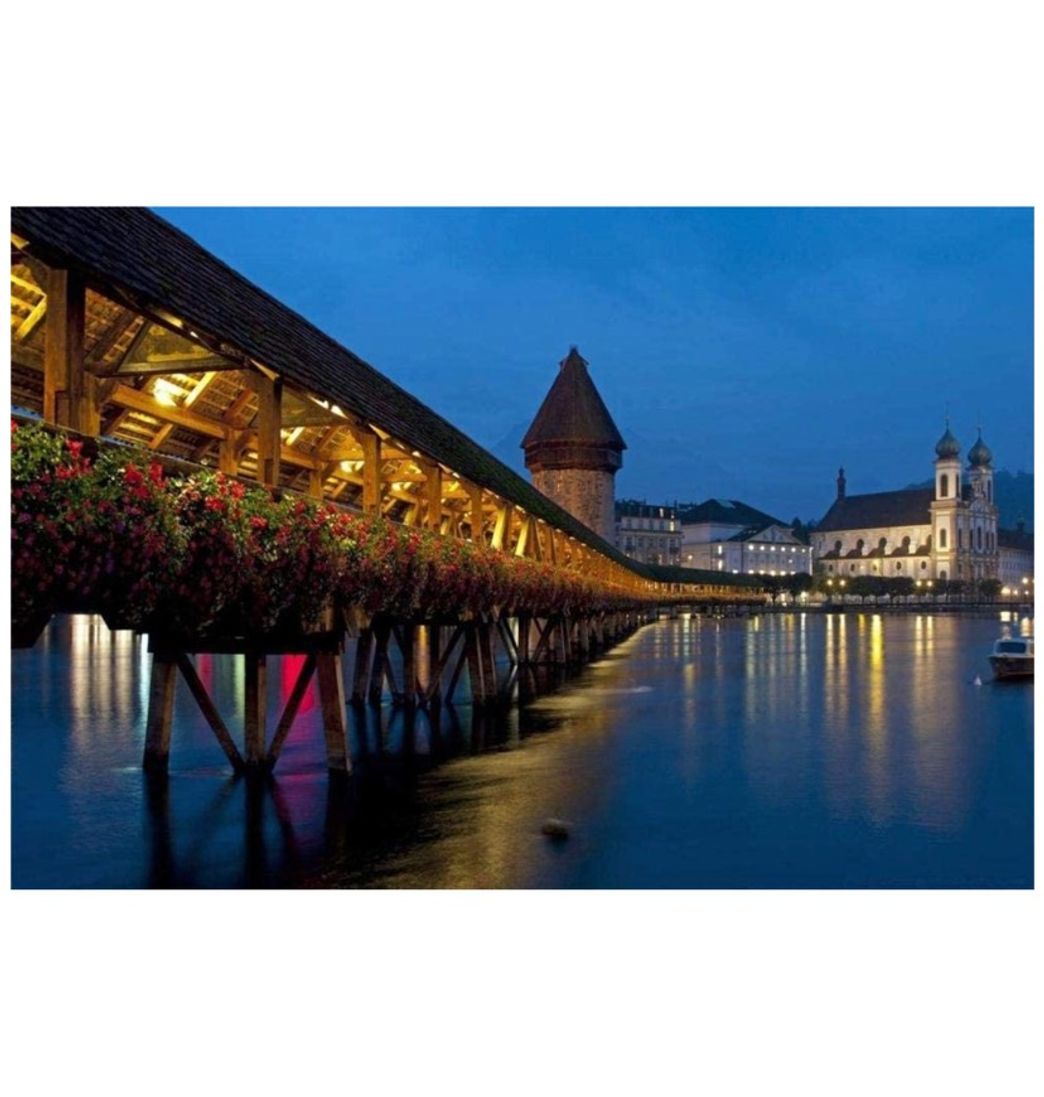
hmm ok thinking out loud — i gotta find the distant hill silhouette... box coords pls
[904,469,1033,530]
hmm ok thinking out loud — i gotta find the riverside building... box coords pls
[678,498,813,576]
[615,501,682,565]
[812,424,1000,582]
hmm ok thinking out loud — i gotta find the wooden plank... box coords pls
[266,652,317,766]
[175,654,246,771]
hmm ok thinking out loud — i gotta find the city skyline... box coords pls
[159,207,1034,521]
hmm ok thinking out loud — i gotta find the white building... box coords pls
[616,500,681,565]
[997,522,1033,589]
[813,424,999,582]
[679,499,813,577]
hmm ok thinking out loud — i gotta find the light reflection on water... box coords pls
[11,611,1034,888]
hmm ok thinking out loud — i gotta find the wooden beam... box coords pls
[85,309,139,369]
[515,515,531,557]
[421,461,443,530]
[115,356,241,377]
[359,429,382,514]
[43,268,98,434]
[254,373,283,488]
[14,296,47,342]
[109,383,225,437]
[492,502,514,551]
[469,484,485,543]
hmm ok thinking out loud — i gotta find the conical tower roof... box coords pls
[522,347,626,452]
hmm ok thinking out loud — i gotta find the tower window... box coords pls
[940,473,949,497]
[939,528,947,549]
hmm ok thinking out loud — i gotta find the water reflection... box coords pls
[11,611,1034,888]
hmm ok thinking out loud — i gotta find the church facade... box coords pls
[812,425,999,582]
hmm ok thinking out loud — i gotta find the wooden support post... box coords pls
[514,516,530,557]
[255,374,283,488]
[445,639,469,704]
[479,622,497,700]
[426,625,442,705]
[369,619,391,705]
[401,623,418,707]
[517,613,531,665]
[421,462,443,531]
[360,430,383,514]
[424,625,463,704]
[219,430,243,475]
[465,625,485,705]
[244,653,267,766]
[143,653,177,773]
[315,651,350,772]
[578,617,590,659]
[468,484,485,542]
[308,464,327,499]
[491,503,514,551]
[43,268,87,430]
[351,627,373,704]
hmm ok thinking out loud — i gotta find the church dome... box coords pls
[935,423,960,459]
[968,429,993,468]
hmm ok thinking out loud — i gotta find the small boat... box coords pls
[989,636,1034,680]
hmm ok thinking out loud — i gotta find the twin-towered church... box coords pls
[812,423,999,582]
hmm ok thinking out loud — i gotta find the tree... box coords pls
[978,578,1002,602]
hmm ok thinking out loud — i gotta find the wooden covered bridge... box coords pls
[11,207,763,775]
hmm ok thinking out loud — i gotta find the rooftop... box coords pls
[817,488,934,532]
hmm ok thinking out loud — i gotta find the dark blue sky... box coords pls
[159,207,1033,520]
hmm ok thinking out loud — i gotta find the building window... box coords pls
[977,527,983,551]
[939,527,947,549]
[921,561,927,570]
[896,562,902,572]
[940,473,949,498]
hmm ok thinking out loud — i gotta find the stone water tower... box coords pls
[521,346,626,543]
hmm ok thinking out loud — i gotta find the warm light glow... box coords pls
[152,378,180,407]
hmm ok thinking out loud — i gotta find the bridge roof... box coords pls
[13,207,648,566]
[12,206,763,591]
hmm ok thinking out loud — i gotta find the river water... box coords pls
[10,611,1034,888]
